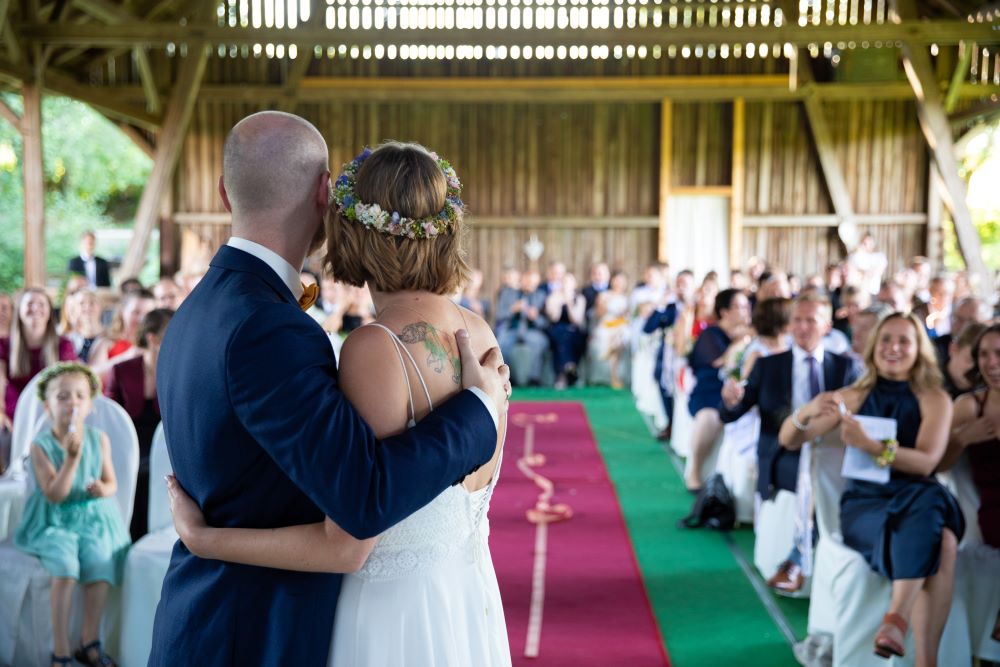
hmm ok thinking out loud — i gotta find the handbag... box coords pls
[677,473,736,531]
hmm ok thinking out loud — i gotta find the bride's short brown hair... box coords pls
[324,142,470,295]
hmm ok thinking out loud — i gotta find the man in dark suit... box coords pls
[581,261,610,314]
[149,112,509,666]
[642,269,695,440]
[67,230,111,288]
[721,292,856,593]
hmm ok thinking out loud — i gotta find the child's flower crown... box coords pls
[36,362,101,401]
[332,147,463,241]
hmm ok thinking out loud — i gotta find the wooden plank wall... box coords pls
[174,95,929,293]
[175,100,661,295]
[741,99,928,278]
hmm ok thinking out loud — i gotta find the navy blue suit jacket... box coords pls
[643,303,679,384]
[148,246,496,666]
[719,349,856,500]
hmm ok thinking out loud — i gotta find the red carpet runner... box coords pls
[491,402,669,666]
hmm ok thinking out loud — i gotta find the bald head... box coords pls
[222,111,329,216]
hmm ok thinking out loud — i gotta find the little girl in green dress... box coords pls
[14,362,131,667]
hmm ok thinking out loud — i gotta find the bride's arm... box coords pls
[167,475,376,573]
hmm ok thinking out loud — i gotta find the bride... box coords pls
[167,142,511,665]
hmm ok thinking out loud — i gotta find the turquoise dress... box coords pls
[15,426,131,584]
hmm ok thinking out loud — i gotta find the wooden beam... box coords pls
[134,46,160,113]
[21,79,45,287]
[950,98,1000,127]
[15,19,999,49]
[901,41,993,295]
[743,213,928,227]
[730,97,745,271]
[116,121,155,159]
[172,212,663,229]
[2,12,20,63]
[0,93,20,132]
[926,165,943,267]
[944,42,974,114]
[278,50,313,113]
[0,57,161,129]
[799,66,857,233]
[107,77,1000,105]
[658,99,672,264]
[119,41,208,279]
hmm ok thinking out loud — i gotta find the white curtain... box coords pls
[666,195,730,284]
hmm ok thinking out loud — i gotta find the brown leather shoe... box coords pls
[874,612,907,659]
[766,560,804,593]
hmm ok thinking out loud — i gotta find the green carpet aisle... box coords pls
[512,387,808,667]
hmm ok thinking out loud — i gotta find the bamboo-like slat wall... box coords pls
[177,100,661,294]
[175,94,930,293]
[740,99,928,277]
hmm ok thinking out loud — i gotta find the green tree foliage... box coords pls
[945,121,1000,271]
[0,94,152,294]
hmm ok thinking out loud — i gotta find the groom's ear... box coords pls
[219,176,232,213]
[314,170,331,212]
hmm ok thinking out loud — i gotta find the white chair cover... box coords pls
[753,488,797,581]
[631,332,668,432]
[716,409,759,525]
[121,423,175,667]
[810,438,970,666]
[670,364,693,457]
[0,398,138,666]
[146,423,170,534]
[0,375,47,540]
[940,454,1000,661]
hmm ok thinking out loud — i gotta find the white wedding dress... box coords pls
[329,324,511,666]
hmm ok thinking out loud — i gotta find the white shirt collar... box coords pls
[226,237,303,301]
[792,343,825,365]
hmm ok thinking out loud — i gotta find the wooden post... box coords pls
[926,165,943,267]
[658,99,672,263]
[901,42,993,295]
[730,97,745,270]
[119,43,208,279]
[22,80,45,287]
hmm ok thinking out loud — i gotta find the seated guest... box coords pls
[876,279,910,313]
[780,312,962,662]
[340,285,375,333]
[934,295,991,363]
[941,322,988,400]
[89,289,156,374]
[590,271,632,389]
[847,305,888,372]
[685,288,750,492]
[722,293,855,592]
[105,308,173,540]
[833,284,871,337]
[64,290,106,364]
[496,269,549,386]
[943,323,1000,548]
[644,269,696,441]
[545,272,587,389]
[582,262,610,316]
[923,275,956,339]
[0,288,77,428]
[740,297,792,379]
[152,277,184,310]
[459,269,491,323]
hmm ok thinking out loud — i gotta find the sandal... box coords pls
[51,654,73,667]
[874,612,908,659]
[74,639,118,667]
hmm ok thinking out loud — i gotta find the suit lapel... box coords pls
[209,245,298,306]
[823,353,838,391]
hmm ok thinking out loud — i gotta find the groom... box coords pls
[148,112,509,666]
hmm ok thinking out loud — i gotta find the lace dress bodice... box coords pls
[354,324,502,583]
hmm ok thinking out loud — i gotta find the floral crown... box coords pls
[36,362,101,401]
[332,147,463,240]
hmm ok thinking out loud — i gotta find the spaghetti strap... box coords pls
[366,323,417,425]
[364,323,435,417]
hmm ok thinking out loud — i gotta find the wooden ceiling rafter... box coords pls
[14,18,999,50]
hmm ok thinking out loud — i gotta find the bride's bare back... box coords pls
[336,291,505,492]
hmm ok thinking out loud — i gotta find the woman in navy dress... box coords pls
[684,287,750,492]
[781,312,962,663]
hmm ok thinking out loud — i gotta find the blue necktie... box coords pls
[807,356,821,399]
